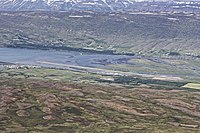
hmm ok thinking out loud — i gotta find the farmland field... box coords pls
[183,83,200,90]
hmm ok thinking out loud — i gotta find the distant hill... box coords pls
[0,11,200,56]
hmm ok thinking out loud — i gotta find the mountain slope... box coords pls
[0,0,50,11]
[1,0,200,13]
[0,11,200,56]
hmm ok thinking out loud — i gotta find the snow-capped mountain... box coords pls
[0,0,200,12]
[0,0,50,11]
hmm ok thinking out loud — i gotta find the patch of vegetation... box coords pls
[97,76,187,88]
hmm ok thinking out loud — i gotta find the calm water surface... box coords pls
[0,48,132,68]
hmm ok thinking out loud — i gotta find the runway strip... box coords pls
[36,61,183,81]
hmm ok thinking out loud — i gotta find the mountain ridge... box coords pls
[1,0,200,13]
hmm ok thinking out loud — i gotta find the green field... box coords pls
[109,57,200,82]
[183,83,200,89]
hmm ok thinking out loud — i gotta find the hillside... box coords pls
[0,11,200,56]
[0,67,200,132]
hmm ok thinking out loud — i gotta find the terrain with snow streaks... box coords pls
[1,0,200,12]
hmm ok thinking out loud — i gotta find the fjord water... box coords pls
[0,48,131,68]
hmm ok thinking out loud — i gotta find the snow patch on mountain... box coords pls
[0,0,200,12]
